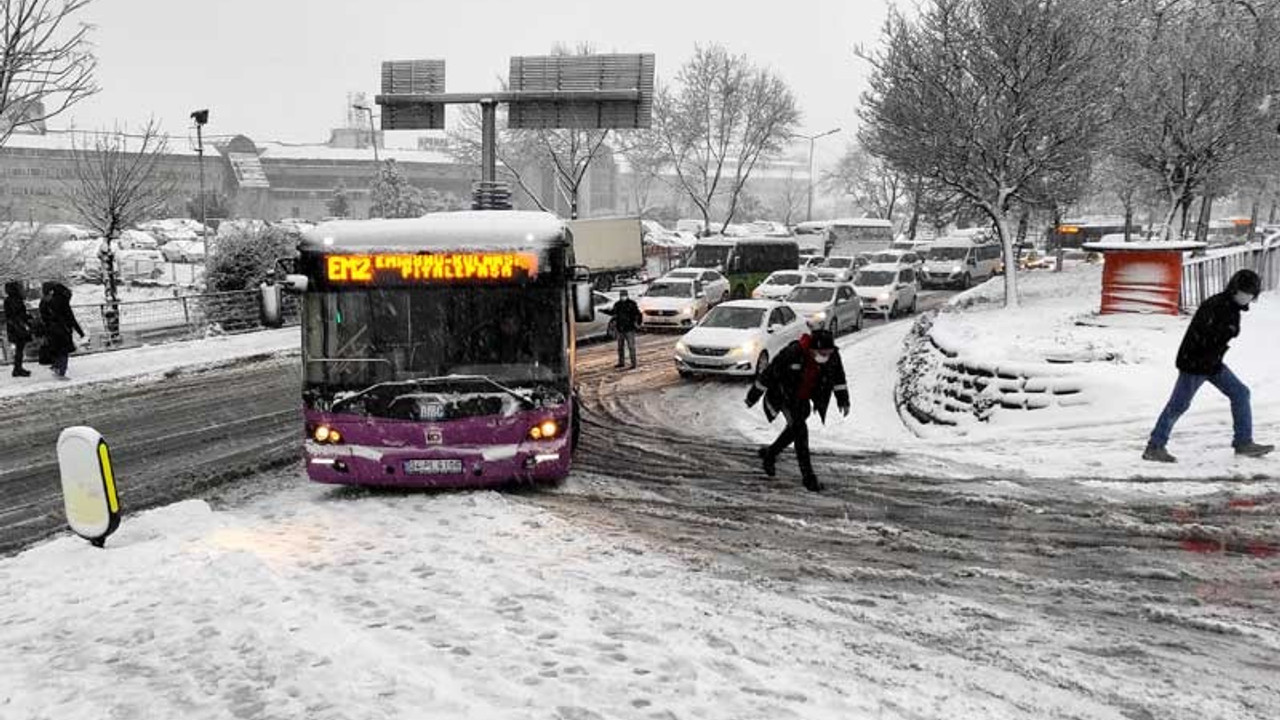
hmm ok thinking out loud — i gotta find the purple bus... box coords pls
[266,211,596,487]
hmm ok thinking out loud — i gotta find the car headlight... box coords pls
[679,306,694,316]
[751,288,762,298]
[737,340,758,356]
[951,265,962,274]
[811,311,827,321]
[675,340,689,354]
[878,292,891,301]
[312,425,343,444]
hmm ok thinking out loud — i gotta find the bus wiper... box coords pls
[331,375,534,411]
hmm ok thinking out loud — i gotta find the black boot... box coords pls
[802,474,824,492]
[12,366,30,377]
[758,447,775,477]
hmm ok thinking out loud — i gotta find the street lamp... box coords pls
[352,103,380,164]
[190,108,209,262]
[800,128,840,222]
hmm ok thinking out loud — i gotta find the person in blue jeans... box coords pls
[1145,269,1272,462]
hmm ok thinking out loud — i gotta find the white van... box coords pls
[920,237,1002,289]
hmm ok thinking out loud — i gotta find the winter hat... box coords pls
[810,328,836,351]
[1230,269,1262,296]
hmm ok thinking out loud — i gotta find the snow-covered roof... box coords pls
[1,130,208,157]
[257,142,456,165]
[715,299,785,310]
[828,218,893,228]
[300,211,568,252]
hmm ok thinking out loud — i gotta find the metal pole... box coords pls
[367,109,380,164]
[806,137,816,222]
[481,101,497,183]
[196,122,207,260]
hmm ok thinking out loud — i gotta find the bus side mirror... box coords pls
[573,281,595,323]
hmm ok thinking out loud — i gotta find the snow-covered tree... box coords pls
[654,44,801,236]
[859,0,1114,306]
[326,181,350,218]
[825,143,904,221]
[0,0,98,148]
[368,160,426,219]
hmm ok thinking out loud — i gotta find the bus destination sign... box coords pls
[326,252,539,284]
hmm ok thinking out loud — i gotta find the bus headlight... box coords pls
[312,425,342,444]
[529,420,559,440]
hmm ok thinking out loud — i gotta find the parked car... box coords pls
[751,269,821,300]
[673,300,808,379]
[785,282,863,335]
[920,237,1002,289]
[159,239,206,263]
[661,267,729,304]
[116,228,160,250]
[813,255,858,283]
[853,263,919,318]
[81,246,167,283]
[576,291,619,341]
[638,278,709,329]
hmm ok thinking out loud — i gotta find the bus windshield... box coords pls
[690,244,732,269]
[303,285,567,414]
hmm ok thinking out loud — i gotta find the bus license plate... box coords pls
[404,459,462,475]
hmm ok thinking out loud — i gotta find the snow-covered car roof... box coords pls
[856,263,905,273]
[791,281,846,289]
[712,299,785,310]
[665,267,718,275]
[300,211,567,252]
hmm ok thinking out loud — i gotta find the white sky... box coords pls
[67,0,892,165]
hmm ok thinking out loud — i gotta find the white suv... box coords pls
[853,264,919,318]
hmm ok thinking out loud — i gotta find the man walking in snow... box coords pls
[745,328,850,491]
[611,289,641,370]
[1144,269,1273,462]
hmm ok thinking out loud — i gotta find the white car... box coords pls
[869,249,924,272]
[639,278,709,329]
[785,282,863,335]
[576,291,619,341]
[661,267,729,304]
[674,300,808,379]
[853,264,919,318]
[814,255,858,283]
[752,270,820,300]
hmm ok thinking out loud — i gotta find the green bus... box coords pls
[688,237,801,299]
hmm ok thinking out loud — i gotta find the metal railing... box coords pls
[0,289,299,365]
[1181,242,1280,310]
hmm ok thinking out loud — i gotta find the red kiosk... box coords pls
[1083,240,1205,315]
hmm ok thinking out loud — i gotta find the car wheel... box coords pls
[853,309,863,332]
[962,273,972,290]
[890,302,899,319]
[909,296,918,314]
[754,351,770,379]
[829,317,839,336]
[677,369,695,380]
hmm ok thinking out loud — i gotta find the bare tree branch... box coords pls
[0,0,98,147]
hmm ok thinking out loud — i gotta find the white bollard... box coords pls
[56,427,121,548]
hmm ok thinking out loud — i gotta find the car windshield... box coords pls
[645,282,694,298]
[928,247,969,261]
[666,270,698,279]
[699,306,765,329]
[823,257,853,268]
[872,253,900,264]
[765,273,803,285]
[855,270,896,286]
[787,287,835,304]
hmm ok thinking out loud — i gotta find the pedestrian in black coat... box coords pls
[611,289,642,370]
[745,328,850,491]
[4,281,33,377]
[1145,269,1272,462]
[38,281,84,379]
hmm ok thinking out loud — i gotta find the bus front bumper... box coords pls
[304,438,572,487]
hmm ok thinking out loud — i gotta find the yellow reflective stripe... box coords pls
[98,441,119,514]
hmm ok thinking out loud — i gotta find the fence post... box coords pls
[181,296,190,328]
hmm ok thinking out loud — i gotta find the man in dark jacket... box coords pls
[4,281,33,377]
[611,289,642,370]
[745,328,850,491]
[39,281,84,380]
[1145,269,1272,462]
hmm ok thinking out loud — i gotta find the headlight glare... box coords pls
[529,420,559,441]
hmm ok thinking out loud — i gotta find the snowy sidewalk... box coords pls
[0,328,299,401]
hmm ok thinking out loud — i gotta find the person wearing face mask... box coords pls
[745,328,850,491]
[1145,268,1272,462]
